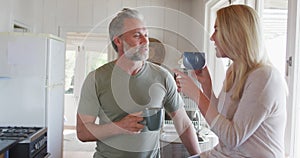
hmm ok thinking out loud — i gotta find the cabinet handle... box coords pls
[286,56,293,76]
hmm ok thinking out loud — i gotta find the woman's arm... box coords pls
[211,67,286,148]
[173,69,219,124]
[170,107,201,155]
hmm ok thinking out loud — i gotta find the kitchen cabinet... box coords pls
[0,140,18,158]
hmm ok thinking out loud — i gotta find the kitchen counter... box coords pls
[160,127,218,158]
[0,140,19,155]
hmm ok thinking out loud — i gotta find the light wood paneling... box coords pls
[93,0,109,27]
[57,0,78,26]
[78,0,93,26]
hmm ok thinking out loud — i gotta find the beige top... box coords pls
[201,65,287,158]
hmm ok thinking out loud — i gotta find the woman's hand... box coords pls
[190,66,213,98]
[173,68,215,120]
[192,67,211,84]
[173,69,200,101]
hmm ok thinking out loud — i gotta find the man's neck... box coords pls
[115,57,144,75]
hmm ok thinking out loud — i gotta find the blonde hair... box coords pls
[216,5,270,100]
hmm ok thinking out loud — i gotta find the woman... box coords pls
[174,5,287,158]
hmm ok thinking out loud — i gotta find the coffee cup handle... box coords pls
[138,119,146,125]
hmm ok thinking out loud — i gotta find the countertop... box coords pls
[160,126,219,158]
[0,140,18,154]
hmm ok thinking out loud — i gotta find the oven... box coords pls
[0,127,49,158]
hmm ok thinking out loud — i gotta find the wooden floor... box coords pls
[63,151,94,158]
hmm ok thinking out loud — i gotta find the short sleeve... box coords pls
[77,71,101,116]
[163,70,184,113]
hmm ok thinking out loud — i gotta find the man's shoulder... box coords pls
[146,62,172,76]
[93,61,114,82]
[95,61,114,72]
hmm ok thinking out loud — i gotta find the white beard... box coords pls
[122,40,149,61]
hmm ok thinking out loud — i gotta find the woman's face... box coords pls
[210,20,227,58]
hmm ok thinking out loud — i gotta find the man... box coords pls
[76,8,200,158]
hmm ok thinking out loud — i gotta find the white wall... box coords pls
[0,0,207,66]
[0,0,12,32]
[0,0,43,32]
[41,0,206,68]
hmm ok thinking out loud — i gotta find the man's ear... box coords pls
[113,36,122,47]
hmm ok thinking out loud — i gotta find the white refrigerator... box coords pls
[0,32,65,158]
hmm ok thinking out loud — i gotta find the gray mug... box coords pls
[183,52,206,70]
[140,108,163,131]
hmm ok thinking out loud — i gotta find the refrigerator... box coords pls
[0,32,65,158]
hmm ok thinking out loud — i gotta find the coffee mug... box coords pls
[183,52,206,70]
[140,108,163,131]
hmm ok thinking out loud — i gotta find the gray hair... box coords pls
[109,8,145,52]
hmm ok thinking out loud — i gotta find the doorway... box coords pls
[64,32,109,127]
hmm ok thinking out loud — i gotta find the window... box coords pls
[263,0,288,76]
[64,32,108,95]
[64,32,109,126]
[85,50,107,75]
[65,50,76,94]
[262,1,300,158]
[260,1,300,157]
[284,0,300,157]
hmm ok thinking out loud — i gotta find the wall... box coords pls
[0,0,12,32]
[0,0,207,66]
[0,0,43,32]
[41,0,206,68]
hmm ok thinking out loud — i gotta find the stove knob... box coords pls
[35,143,39,150]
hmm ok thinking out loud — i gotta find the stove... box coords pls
[0,127,49,158]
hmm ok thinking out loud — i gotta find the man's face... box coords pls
[119,18,149,61]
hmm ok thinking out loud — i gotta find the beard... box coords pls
[122,40,149,61]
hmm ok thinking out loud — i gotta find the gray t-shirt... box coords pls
[78,61,184,158]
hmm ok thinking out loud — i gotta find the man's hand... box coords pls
[115,111,145,134]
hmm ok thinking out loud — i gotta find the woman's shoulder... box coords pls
[251,65,281,79]
[248,65,286,90]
